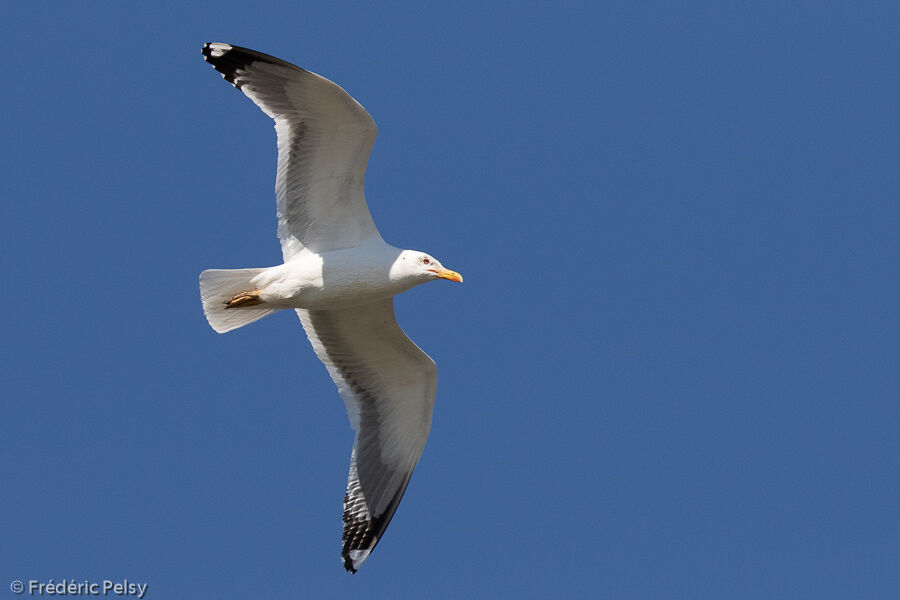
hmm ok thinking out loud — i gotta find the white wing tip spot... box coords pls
[349,548,372,570]
[206,43,231,58]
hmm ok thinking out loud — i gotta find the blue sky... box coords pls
[1,1,897,598]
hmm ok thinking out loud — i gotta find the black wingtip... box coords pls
[201,42,302,91]
[343,557,358,574]
[201,42,245,88]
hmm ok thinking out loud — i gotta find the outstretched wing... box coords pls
[296,300,437,572]
[202,42,381,258]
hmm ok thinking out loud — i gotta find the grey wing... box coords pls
[202,43,381,258]
[296,300,438,572]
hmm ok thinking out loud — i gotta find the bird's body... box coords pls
[207,244,429,314]
[198,43,461,572]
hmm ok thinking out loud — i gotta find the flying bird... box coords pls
[198,43,462,572]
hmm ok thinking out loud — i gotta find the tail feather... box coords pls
[199,268,279,333]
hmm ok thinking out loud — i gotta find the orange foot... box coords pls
[225,289,263,308]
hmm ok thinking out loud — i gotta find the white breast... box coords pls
[253,242,409,310]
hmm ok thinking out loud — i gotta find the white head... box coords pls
[391,250,463,284]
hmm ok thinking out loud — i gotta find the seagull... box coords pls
[197,43,462,572]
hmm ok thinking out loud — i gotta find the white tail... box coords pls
[199,268,279,333]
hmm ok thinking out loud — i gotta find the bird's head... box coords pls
[393,250,463,284]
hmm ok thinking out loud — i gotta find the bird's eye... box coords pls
[422,258,430,265]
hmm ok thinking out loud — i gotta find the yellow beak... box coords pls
[432,268,463,283]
